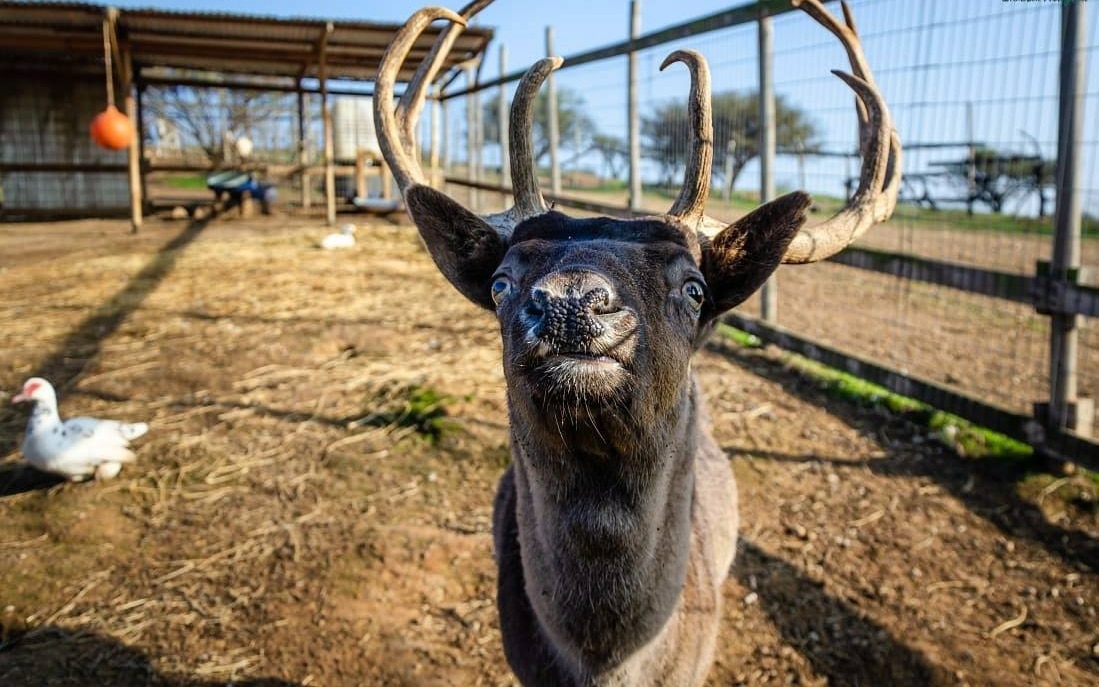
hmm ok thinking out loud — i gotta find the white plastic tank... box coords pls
[332,96,380,163]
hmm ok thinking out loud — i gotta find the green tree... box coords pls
[590,134,628,180]
[483,86,595,165]
[642,90,819,191]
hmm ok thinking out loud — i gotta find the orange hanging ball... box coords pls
[90,105,133,150]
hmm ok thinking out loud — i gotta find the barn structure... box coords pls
[0,1,493,227]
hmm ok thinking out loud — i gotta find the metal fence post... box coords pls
[1047,0,1091,437]
[546,26,561,196]
[627,0,642,212]
[758,4,777,322]
[465,65,479,209]
[499,44,511,200]
[430,87,441,187]
[442,98,450,176]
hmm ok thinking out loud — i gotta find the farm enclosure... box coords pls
[0,214,1096,685]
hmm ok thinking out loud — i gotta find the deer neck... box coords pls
[507,372,702,670]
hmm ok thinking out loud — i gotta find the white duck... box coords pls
[320,223,357,250]
[11,377,148,481]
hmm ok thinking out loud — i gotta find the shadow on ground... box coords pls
[0,625,300,686]
[710,337,1098,574]
[736,539,952,685]
[1,219,209,457]
[0,463,65,497]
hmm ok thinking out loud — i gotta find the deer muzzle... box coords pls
[523,272,635,359]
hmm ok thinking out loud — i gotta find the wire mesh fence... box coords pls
[439,0,1099,457]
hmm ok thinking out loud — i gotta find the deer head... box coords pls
[375,0,899,346]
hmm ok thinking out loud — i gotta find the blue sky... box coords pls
[109,0,1098,216]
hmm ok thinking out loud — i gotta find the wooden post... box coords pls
[546,26,561,196]
[118,33,143,232]
[135,82,149,213]
[758,6,777,322]
[319,23,336,226]
[355,150,367,200]
[627,0,642,211]
[298,86,310,208]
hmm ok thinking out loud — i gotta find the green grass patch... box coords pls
[716,323,763,349]
[716,324,1034,463]
[356,384,458,445]
[161,174,208,190]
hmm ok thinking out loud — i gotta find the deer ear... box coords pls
[405,184,509,310]
[701,191,812,315]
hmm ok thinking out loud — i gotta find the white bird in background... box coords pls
[11,377,148,481]
[320,223,357,250]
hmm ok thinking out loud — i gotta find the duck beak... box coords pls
[11,391,27,404]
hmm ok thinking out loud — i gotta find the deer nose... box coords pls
[525,273,623,351]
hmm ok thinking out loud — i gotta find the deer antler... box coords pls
[666,0,900,263]
[374,2,557,238]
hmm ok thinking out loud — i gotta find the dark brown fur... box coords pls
[404,184,810,685]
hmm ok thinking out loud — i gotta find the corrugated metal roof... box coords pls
[0,1,493,84]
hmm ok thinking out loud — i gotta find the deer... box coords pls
[373,1,900,684]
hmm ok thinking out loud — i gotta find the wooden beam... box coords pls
[136,73,373,97]
[827,247,1034,305]
[0,163,129,173]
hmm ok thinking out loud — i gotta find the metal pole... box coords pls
[430,88,440,187]
[546,26,561,196]
[758,6,777,322]
[442,99,450,174]
[499,44,511,200]
[966,101,976,216]
[723,139,736,202]
[466,65,479,209]
[627,0,642,211]
[1049,0,1088,433]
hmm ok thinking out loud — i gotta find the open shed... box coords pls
[0,1,494,226]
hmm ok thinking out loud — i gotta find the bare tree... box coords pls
[143,76,290,165]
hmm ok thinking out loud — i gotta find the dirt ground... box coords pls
[0,212,1096,686]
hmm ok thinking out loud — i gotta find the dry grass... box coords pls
[0,213,1095,686]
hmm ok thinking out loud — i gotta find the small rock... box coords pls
[743,592,759,606]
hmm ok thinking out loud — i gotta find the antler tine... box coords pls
[838,1,872,153]
[795,0,873,157]
[508,57,561,220]
[397,0,496,150]
[375,7,467,193]
[794,0,872,86]
[661,50,714,227]
[781,0,901,264]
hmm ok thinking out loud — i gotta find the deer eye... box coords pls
[682,280,705,311]
[490,277,513,307]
